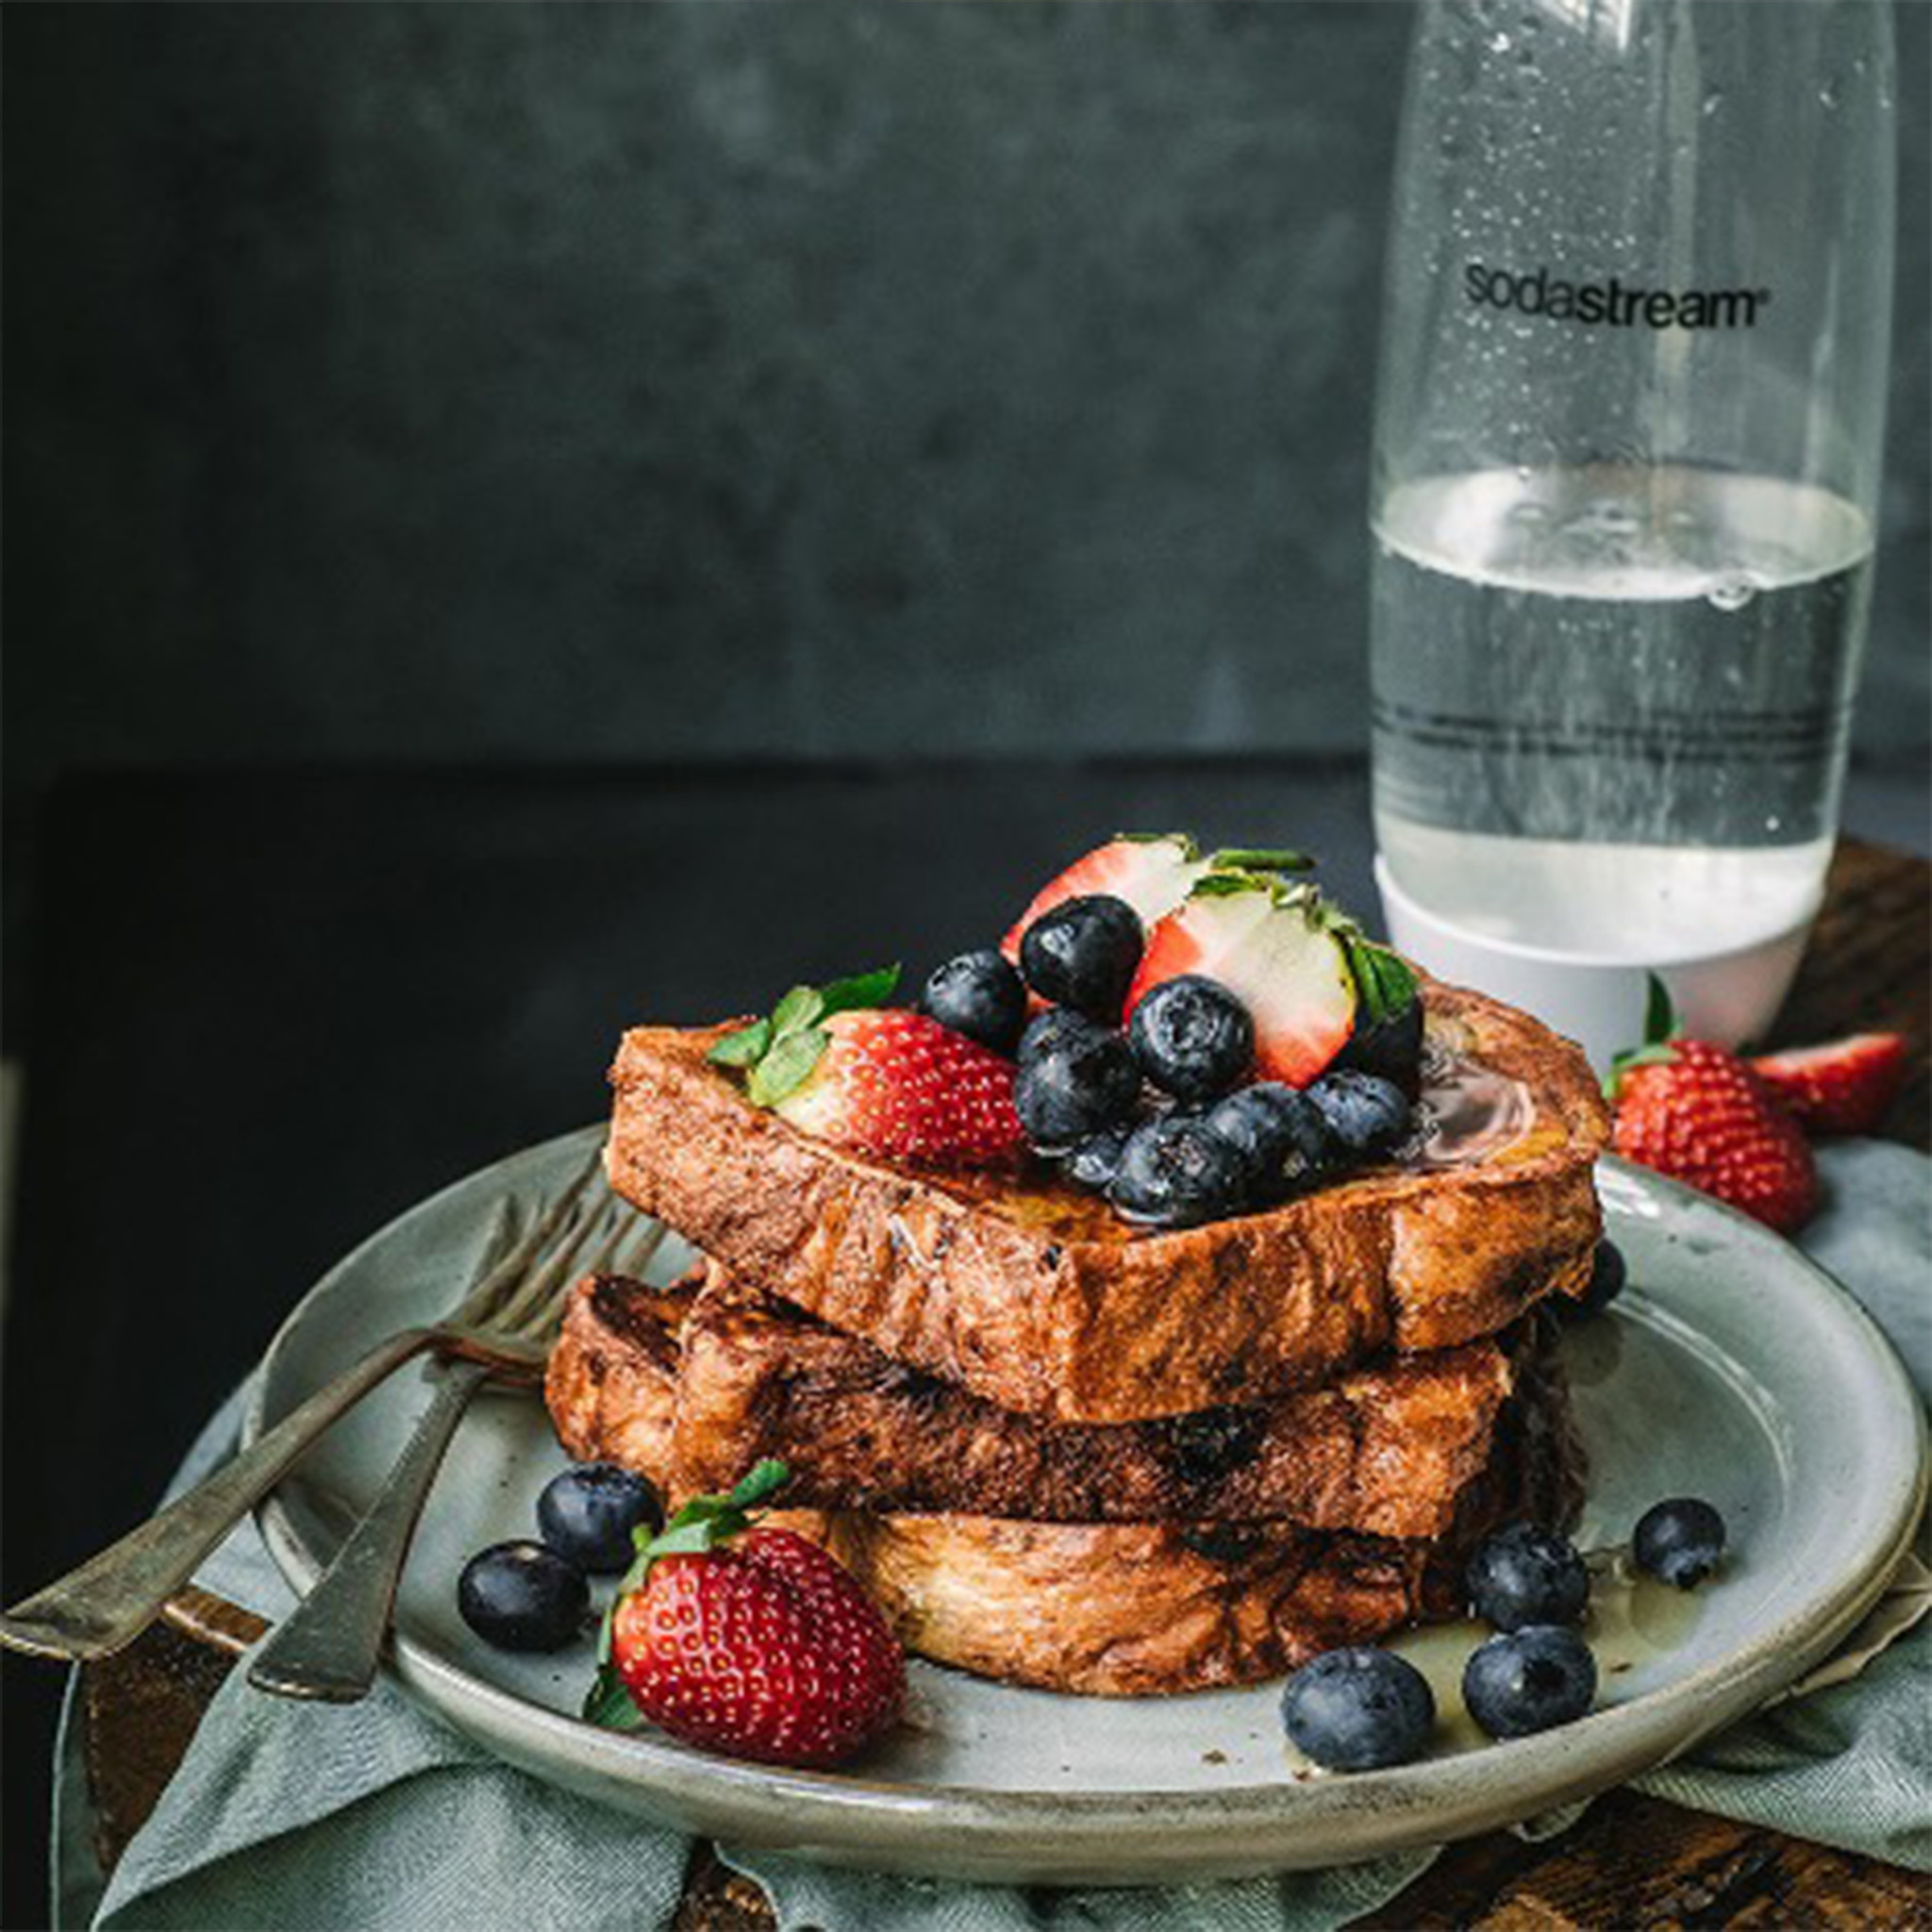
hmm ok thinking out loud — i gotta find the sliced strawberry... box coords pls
[1747,1033,1909,1137]
[1127,874,1357,1088]
[1001,834,1210,962]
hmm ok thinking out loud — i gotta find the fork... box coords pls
[0,1147,646,1665]
[246,1182,663,1702]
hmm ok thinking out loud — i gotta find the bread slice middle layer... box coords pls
[551,1266,1551,1541]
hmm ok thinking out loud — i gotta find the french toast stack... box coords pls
[548,973,1608,1697]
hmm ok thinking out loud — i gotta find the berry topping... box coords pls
[1128,974,1256,1102]
[710,972,1023,1169]
[1747,1032,1909,1137]
[1609,985,1816,1233]
[1127,874,1359,1088]
[1013,1009,1141,1153]
[1201,1083,1339,1205]
[919,948,1028,1056]
[1461,1625,1597,1740]
[590,1461,905,1768]
[1018,894,1145,1020]
[1001,833,1217,964]
[1465,1522,1590,1632]
[1336,974,1426,1095]
[1108,1115,1251,1228]
[1305,1069,1413,1159]
[1063,1124,1134,1191]
[538,1463,662,1575]
[1560,1240,1627,1320]
[1280,1647,1437,1772]
[1633,1497,1726,1589]
[458,1541,590,1653]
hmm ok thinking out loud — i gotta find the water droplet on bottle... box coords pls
[1701,88,1724,118]
[1490,29,1511,53]
[1819,78,1841,110]
[1765,815,1783,835]
[1707,578,1757,613]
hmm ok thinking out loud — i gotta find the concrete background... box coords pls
[6,1,1927,789]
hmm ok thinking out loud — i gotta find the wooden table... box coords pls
[63,834,1932,1928]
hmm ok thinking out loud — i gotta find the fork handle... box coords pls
[0,1326,438,1663]
[247,1359,491,1703]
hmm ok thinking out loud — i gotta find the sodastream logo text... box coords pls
[1465,262,1771,330]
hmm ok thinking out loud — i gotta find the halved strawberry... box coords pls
[1747,1033,1909,1137]
[1001,834,1211,963]
[1126,874,1357,1088]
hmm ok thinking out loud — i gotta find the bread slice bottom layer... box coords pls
[545,1274,1586,1695]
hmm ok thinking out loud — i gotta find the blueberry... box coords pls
[1014,1009,1141,1152]
[1465,1522,1590,1631]
[1561,1241,1627,1320]
[1306,1069,1412,1158]
[536,1462,662,1574]
[1633,1497,1726,1589]
[1461,1624,1597,1739]
[1280,1647,1436,1772]
[920,948,1028,1056]
[1128,975,1256,1103]
[1336,994,1425,1094]
[458,1541,590,1652]
[1064,1125,1133,1191]
[1108,1115,1251,1227]
[1018,895,1143,1019]
[1202,1082,1340,1205]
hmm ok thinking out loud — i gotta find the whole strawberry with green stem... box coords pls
[709,966,1024,1168]
[1607,979,1818,1235]
[584,1460,906,1769]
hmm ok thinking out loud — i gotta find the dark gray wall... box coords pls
[8,2,1927,786]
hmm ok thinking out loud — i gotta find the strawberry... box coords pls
[1607,984,1818,1233]
[1747,1033,1909,1137]
[589,1462,905,1769]
[709,970,1024,1167]
[1001,833,1317,964]
[1125,873,1365,1087]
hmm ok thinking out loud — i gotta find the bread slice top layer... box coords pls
[606,974,1608,1424]
[552,1267,1536,1539]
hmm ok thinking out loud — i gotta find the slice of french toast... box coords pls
[604,974,1609,1424]
[551,1268,1537,1539]
[544,1274,1586,1695]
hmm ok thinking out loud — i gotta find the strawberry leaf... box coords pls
[582,1660,642,1730]
[726,1457,792,1507]
[770,985,825,1040]
[1643,973,1679,1049]
[706,1019,771,1068]
[1208,847,1314,874]
[818,964,900,1017]
[1116,831,1201,858]
[746,1026,827,1107]
[1344,938,1419,1027]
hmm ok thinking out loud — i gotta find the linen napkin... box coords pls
[53,1141,1931,1931]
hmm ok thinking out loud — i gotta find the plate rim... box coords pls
[246,1131,1929,1877]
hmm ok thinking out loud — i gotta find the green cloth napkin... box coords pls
[53,1141,1931,1931]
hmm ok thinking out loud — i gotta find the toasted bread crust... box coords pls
[558,1268,1524,1537]
[543,1274,1585,1694]
[604,977,1608,1424]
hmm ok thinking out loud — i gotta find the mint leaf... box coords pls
[746,1026,827,1107]
[582,1660,642,1730]
[770,985,825,1040]
[818,964,900,1017]
[706,1019,771,1068]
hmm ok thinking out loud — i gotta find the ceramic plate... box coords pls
[249,1128,1925,1884]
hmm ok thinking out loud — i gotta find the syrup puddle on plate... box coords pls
[1283,1549,1706,1775]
